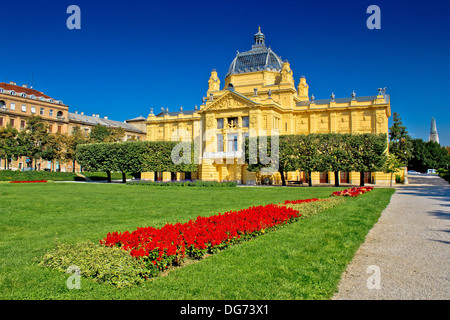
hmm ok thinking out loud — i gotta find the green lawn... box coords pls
[0,183,394,299]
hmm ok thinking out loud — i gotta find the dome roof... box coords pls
[226,28,283,77]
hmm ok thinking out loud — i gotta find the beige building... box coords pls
[68,112,146,141]
[0,82,146,172]
[0,82,69,170]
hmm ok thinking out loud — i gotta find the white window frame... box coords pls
[217,134,224,152]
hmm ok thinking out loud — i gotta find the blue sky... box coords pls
[1,0,449,146]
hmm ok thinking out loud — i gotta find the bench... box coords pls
[288,180,303,186]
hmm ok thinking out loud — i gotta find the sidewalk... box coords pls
[333,175,449,300]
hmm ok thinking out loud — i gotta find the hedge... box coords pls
[76,141,198,182]
[127,180,237,187]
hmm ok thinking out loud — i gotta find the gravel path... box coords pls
[333,175,449,300]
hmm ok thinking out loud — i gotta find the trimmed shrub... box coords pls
[38,241,153,288]
[0,170,77,182]
[284,197,345,219]
[126,180,237,187]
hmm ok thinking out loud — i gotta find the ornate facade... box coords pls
[144,28,392,185]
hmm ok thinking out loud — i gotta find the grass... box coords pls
[0,183,394,299]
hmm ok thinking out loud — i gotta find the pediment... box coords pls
[202,91,258,112]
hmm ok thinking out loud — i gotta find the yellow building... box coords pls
[144,28,392,185]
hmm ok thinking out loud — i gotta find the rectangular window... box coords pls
[242,116,249,128]
[217,134,223,152]
[228,134,238,152]
[49,125,53,133]
[20,120,26,129]
[10,119,14,126]
[57,126,62,133]
[217,118,223,129]
[10,103,15,111]
[49,109,54,116]
[31,106,36,114]
[40,108,44,115]
[0,117,3,126]
[21,104,26,112]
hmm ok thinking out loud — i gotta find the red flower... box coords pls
[331,186,374,197]
[100,202,307,270]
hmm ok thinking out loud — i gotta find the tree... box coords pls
[279,134,320,186]
[89,124,125,143]
[348,133,388,186]
[384,153,402,187]
[245,135,285,185]
[316,133,353,187]
[409,139,450,173]
[41,133,67,171]
[18,116,49,170]
[245,133,386,187]
[389,112,413,167]
[76,141,197,183]
[0,125,20,170]
[66,126,88,172]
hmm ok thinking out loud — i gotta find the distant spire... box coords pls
[429,117,439,144]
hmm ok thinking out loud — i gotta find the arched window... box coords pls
[10,91,16,95]
[56,111,63,117]
[21,93,27,98]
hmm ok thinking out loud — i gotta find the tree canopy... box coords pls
[245,133,388,186]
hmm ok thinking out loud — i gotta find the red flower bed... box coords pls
[10,180,47,183]
[101,204,302,271]
[283,198,322,205]
[331,186,374,197]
